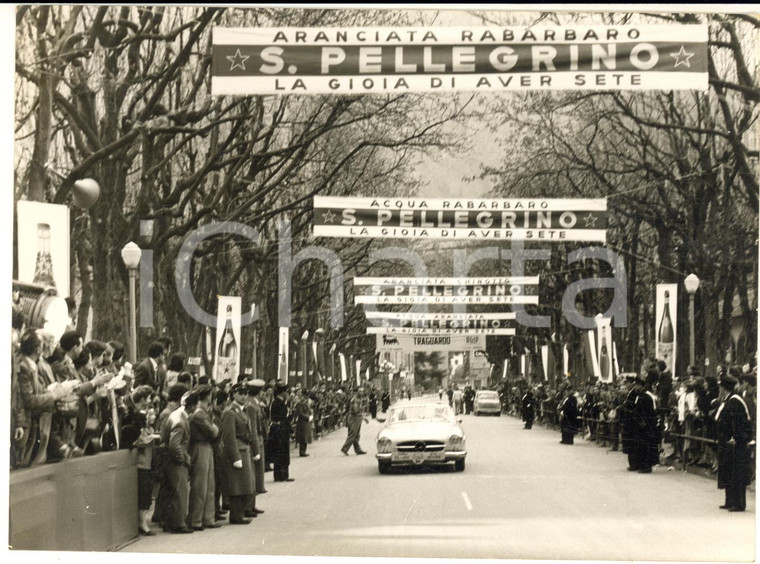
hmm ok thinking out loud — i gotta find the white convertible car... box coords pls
[375,402,467,474]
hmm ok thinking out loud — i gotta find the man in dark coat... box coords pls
[133,342,165,391]
[219,383,255,524]
[464,386,476,415]
[559,385,580,444]
[621,376,644,470]
[716,374,753,512]
[368,389,378,419]
[633,370,661,474]
[268,382,294,482]
[521,388,536,430]
[381,390,391,413]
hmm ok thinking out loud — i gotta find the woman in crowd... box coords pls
[121,385,159,535]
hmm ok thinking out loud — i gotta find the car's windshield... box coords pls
[477,391,499,400]
[388,405,453,423]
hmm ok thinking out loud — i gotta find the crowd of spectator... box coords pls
[496,358,757,473]
[9,297,384,535]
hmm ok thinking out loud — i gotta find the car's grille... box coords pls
[396,440,446,452]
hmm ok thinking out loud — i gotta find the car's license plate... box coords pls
[396,452,445,463]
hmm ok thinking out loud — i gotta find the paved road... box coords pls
[121,397,755,560]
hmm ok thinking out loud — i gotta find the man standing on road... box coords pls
[522,387,536,430]
[452,386,464,415]
[341,391,369,456]
[633,370,660,474]
[559,384,580,445]
[622,376,644,470]
[268,381,294,482]
[219,382,256,524]
[716,373,753,512]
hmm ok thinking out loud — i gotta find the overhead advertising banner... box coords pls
[365,311,516,329]
[355,275,538,305]
[315,197,607,241]
[212,25,708,95]
[368,326,515,336]
[656,284,678,375]
[214,296,242,381]
[376,333,485,352]
[17,201,71,297]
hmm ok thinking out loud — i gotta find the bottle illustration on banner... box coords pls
[599,336,610,380]
[33,223,56,288]
[658,291,675,372]
[217,305,237,379]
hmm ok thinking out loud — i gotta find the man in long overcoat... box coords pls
[219,383,255,524]
[268,382,294,482]
[559,384,580,445]
[621,376,644,470]
[521,387,536,430]
[633,370,660,474]
[716,374,753,512]
[188,385,220,530]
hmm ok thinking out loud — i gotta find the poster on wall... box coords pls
[214,296,242,381]
[17,201,70,297]
[655,284,678,375]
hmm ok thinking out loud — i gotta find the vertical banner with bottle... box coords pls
[563,344,569,378]
[214,296,242,381]
[278,327,289,384]
[584,330,601,379]
[17,201,71,296]
[595,316,614,383]
[655,284,678,375]
[339,352,347,382]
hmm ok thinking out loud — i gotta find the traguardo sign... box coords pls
[212,25,708,95]
[376,333,486,352]
[314,197,608,241]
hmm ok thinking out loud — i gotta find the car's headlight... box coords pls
[377,437,393,453]
[449,435,464,449]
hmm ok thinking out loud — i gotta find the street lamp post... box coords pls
[121,242,142,364]
[684,273,700,367]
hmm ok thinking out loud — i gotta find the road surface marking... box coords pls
[404,491,421,523]
[462,492,473,511]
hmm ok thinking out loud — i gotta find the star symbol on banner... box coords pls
[321,210,336,224]
[583,213,598,228]
[670,46,695,68]
[226,49,250,71]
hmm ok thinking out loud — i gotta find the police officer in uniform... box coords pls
[716,373,753,512]
[622,376,644,470]
[219,383,255,524]
[268,381,294,482]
